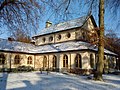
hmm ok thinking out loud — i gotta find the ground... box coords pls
[0,71,120,90]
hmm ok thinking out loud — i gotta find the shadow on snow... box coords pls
[0,72,8,90]
[4,72,119,90]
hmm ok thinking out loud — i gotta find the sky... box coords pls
[0,0,119,39]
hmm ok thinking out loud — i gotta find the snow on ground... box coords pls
[0,71,120,90]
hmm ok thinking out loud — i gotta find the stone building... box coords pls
[0,15,117,73]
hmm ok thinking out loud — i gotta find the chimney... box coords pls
[46,21,52,28]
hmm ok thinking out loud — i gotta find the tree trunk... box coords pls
[95,0,104,81]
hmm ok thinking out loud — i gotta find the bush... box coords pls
[11,68,18,73]
[26,66,34,72]
[0,66,34,73]
[18,66,26,71]
[0,68,3,72]
[17,66,34,72]
[48,67,59,72]
[0,68,9,72]
[68,68,93,75]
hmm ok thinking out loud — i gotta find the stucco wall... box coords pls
[35,30,76,46]
[0,51,117,72]
[34,51,95,71]
[0,52,34,69]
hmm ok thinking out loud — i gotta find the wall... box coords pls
[35,34,54,45]
[35,30,76,46]
[34,51,94,72]
[34,18,96,46]
[0,52,35,69]
[0,51,117,73]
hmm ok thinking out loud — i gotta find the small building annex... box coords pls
[0,15,117,73]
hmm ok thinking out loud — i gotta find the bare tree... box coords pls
[12,28,31,43]
[0,0,44,37]
[105,30,120,70]
[42,0,119,81]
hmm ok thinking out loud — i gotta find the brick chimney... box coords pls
[46,21,52,28]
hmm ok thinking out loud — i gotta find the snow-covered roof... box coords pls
[0,39,117,56]
[0,39,35,53]
[91,48,117,56]
[33,16,88,37]
[31,41,90,53]
[31,41,117,55]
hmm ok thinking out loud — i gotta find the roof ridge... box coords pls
[33,15,88,37]
[54,15,87,26]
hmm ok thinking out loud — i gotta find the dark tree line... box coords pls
[105,30,120,70]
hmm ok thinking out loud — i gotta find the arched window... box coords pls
[53,55,57,68]
[0,54,5,65]
[43,56,47,68]
[63,54,68,68]
[90,54,94,68]
[75,54,82,68]
[109,56,115,68]
[49,36,53,42]
[27,56,32,64]
[82,32,86,40]
[95,54,98,64]
[14,55,20,64]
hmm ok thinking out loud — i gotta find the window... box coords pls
[82,32,86,40]
[90,54,94,68]
[49,36,53,42]
[75,54,82,68]
[109,57,115,68]
[95,54,98,66]
[66,32,71,38]
[0,54,5,65]
[27,56,32,64]
[63,54,68,68]
[43,56,47,68]
[53,55,57,68]
[57,34,61,40]
[42,37,46,42]
[14,55,20,64]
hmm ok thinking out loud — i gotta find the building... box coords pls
[0,15,117,73]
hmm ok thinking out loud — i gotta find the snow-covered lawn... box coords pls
[0,71,120,90]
